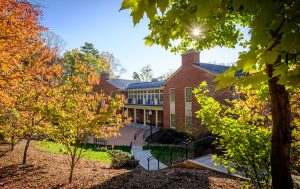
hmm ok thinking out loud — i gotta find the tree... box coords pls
[62,49,109,80]
[49,53,128,183]
[132,65,153,81]
[100,51,127,79]
[0,0,61,164]
[2,44,61,164]
[194,82,272,188]
[80,42,100,57]
[0,0,46,106]
[132,72,140,80]
[40,31,67,55]
[80,43,127,78]
[121,1,300,188]
[158,69,175,81]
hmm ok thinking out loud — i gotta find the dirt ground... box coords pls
[0,141,245,189]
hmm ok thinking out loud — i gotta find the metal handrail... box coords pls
[147,154,160,170]
[133,129,145,141]
[143,126,161,140]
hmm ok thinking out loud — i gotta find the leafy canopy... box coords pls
[121,0,300,88]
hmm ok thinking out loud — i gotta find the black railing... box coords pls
[133,128,145,141]
[143,125,161,140]
[147,153,160,170]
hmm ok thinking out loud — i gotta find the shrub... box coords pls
[99,146,108,152]
[108,150,139,169]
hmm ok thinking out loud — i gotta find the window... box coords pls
[185,116,193,127]
[169,88,175,102]
[185,88,192,102]
[159,90,163,103]
[170,114,176,128]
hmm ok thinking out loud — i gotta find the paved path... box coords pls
[131,146,167,170]
[189,154,245,179]
[106,125,146,146]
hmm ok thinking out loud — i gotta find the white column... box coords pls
[155,110,158,127]
[134,108,136,123]
[143,109,146,125]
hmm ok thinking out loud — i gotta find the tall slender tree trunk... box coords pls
[267,64,293,189]
[22,139,30,164]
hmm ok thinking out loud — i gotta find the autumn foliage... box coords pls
[0,0,127,183]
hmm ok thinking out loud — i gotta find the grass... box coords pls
[35,141,130,164]
[143,145,186,165]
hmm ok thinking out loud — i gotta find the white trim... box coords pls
[169,88,176,129]
[192,65,217,76]
[124,104,163,110]
[170,113,176,129]
[163,67,183,85]
[184,87,192,103]
[126,87,164,91]
[169,88,176,102]
[185,115,193,128]
[106,80,121,89]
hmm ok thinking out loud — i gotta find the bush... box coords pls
[108,150,139,169]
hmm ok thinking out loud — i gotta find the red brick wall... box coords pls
[163,52,233,135]
[93,73,120,96]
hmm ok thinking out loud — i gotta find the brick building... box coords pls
[95,50,235,134]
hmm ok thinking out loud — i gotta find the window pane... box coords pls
[185,88,192,102]
[185,116,192,127]
[170,114,176,128]
[170,89,175,102]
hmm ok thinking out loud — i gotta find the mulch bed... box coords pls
[0,141,245,189]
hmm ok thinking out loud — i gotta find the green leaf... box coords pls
[120,0,138,10]
[157,0,169,14]
[144,0,157,21]
[144,37,154,46]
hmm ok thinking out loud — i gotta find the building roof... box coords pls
[107,79,138,90]
[193,63,230,74]
[193,62,243,77]
[127,80,165,89]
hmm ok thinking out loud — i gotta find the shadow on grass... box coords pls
[0,164,46,186]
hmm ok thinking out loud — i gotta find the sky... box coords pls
[32,0,246,80]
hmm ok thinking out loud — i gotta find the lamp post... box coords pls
[148,110,153,142]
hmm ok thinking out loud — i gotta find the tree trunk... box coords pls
[268,72,293,188]
[11,135,15,151]
[69,157,75,183]
[22,139,30,164]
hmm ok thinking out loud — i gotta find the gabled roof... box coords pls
[127,80,165,89]
[107,79,138,90]
[193,63,230,74]
[193,63,243,77]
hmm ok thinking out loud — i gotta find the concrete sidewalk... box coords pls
[189,154,246,179]
[131,146,167,170]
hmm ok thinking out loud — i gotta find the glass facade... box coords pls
[127,89,163,105]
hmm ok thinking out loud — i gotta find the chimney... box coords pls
[181,49,200,68]
[100,71,109,80]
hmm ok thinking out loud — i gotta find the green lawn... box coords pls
[35,141,130,164]
[143,145,186,165]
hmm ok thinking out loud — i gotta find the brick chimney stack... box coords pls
[100,71,109,81]
[181,49,200,68]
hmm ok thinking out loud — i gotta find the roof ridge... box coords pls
[194,62,230,67]
[128,80,164,84]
